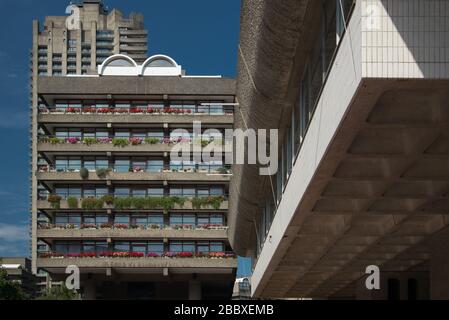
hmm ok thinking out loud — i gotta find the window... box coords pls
[115,215,130,225]
[107,58,134,67]
[148,242,164,254]
[114,242,130,252]
[147,59,175,68]
[114,130,130,138]
[55,214,81,227]
[115,159,130,173]
[147,160,164,173]
[169,214,195,227]
[114,187,130,198]
[170,241,195,253]
[211,214,224,225]
[148,188,164,197]
[132,188,146,198]
[148,215,164,226]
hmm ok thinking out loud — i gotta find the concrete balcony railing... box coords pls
[37,113,233,125]
[36,171,231,183]
[37,256,237,269]
[37,141,174,153]
[36,198,229,211]
[119,30,148,36]
[37,138,231,154]
[37,227,228,240]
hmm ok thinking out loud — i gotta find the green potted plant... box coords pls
[96,168,111,179]
[48,194,62,209]
[112,138,130,148]
[67,197,78,209]
[101,194,114,206]
[79,167,89,180]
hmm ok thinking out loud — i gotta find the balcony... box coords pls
[119,44,147,52]
[36,197,229,211]
[119,30,147,36]
[37,225,228,240]
[37,107,233,125]
[37,166,231,182]
[37,254,237,269]
[37,136,230,154]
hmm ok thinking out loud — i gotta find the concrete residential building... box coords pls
[31,54,237,300]
[30,2,237,300]
[230,0,449,299]
[32,0,147,77]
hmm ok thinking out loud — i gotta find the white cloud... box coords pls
[0,223,29,242]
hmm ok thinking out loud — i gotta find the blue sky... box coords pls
[0,0,252,276]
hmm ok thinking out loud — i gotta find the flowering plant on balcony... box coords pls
[82,137,98,146]
[97,108,112,114]
[38,165,49,172]
[177,252,194,258]
[66,253,97,258]
[130,224,145,230]
[163,252,177,258]
[54,108,66,113]
[130,252,145,258]
[65,137,80,144]
[40,252,64,258]
[114,224,129,230]
[38,223,53,230]
[66,107,81,114]
[132,166,144,173]
[113,252,129,258]
[148,224,163,230]
[48,137,64,144]
[114,108,129,114]
[129,138,143,146]
[81,224,98,229]
[144,137,161,145]
[147,252,160,258]
[100,223,113,229]
[99,251,114,258]
[171,224,194,230]
[83,107,96,114]
[112,138,130,148]
[130,107,144,114]
[209,252,226,259]
[97,137,112,144]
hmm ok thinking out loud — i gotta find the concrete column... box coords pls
[84,281,96,300]
[430,227,449,300]
[188,280,202,300]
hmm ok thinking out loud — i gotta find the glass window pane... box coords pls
[169,242,182,252]
[114,242,129,252]
[210,242,223,252]
[148,242,164,254]
[115,215,129,225]
[115,188,130,197]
